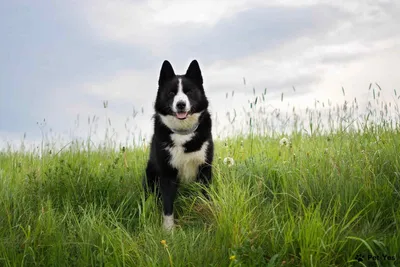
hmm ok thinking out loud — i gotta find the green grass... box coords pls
[1,87,399,266]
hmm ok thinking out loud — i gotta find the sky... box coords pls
[1,0,399,151]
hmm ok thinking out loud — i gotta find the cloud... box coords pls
[73,0,400,139]
[1,0,400,150]
[78,0,260,48]
[79,0,349,63]
[74,0,400,98]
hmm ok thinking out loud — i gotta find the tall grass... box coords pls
[0,85,399,266]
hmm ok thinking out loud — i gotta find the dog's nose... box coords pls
[176,101,186,110]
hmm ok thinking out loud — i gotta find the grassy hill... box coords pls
[1,128,399,266]
[1,87,399,266]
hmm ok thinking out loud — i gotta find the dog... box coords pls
[143,59,214,231]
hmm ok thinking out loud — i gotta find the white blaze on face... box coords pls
[159,77,201,131]
[172,78,191,116]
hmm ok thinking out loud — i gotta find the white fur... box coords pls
[163,214,174,231]
[160,112,202,132]
[168,133,209,184]
[172,78,190,113]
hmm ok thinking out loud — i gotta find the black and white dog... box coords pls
[143,59,214,231]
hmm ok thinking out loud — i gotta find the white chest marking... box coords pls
[159,112,202,133]
[167,133,209,184]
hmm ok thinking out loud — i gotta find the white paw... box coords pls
[163,214,175,231]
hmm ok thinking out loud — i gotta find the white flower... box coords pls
[279,137,290,147]
[223,157,235,167]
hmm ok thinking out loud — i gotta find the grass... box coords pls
[0,85,399,266]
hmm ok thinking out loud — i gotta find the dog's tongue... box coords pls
[176,112,188,119]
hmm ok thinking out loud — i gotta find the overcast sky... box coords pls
[1,0,399,150]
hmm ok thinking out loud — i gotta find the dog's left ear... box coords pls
[185,60,203,85]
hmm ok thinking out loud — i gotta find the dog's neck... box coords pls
[170,122,199,135]
[157,113,202,135]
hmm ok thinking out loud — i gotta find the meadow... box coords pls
[0,86,399,266]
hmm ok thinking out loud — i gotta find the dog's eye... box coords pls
[168,91,175,97]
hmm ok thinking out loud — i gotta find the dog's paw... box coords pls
[163,214,175,231]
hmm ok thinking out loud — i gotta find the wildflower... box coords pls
[160,240,168,248]
[230,255,236,261]
[257,179,263,190]
[279,137,290,147]
[160,240,173,265]
[223,157,235,167]
[142,138,148,151]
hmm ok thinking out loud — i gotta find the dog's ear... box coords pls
[159,60,175,87]
[185,59,203,85]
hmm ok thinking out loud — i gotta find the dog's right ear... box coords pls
[158,60,175,87]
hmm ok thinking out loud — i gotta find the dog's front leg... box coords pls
[160,176,178,231]
[197,164,212,199]
[143,161,160,197]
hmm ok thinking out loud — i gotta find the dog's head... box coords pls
[155,60,208,132]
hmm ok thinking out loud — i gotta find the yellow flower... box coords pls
[160,240,167,246]
[229,255,236,261]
